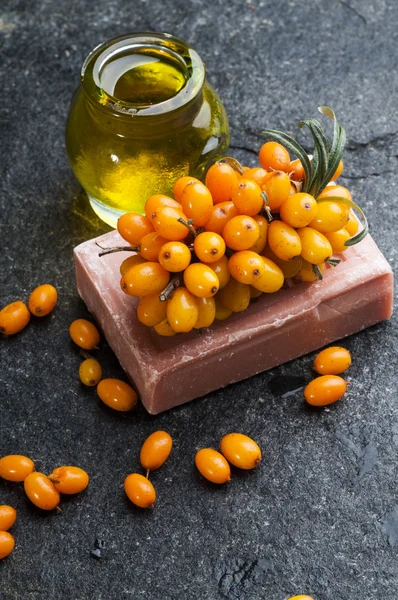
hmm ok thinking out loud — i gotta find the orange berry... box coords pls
[0,455,35,482]
[137,292,168,327]
[24,472,60,510]
[252,257,284,293]
[228,251,265,285]
[298,227,333,265]
[248,214,268,254]
[139,232,168,261]
[117,213,154,245]
[262,246,303,279]
[304,375,347,406]
[0,506,17,531]
[232,179,264,216]
[205,201,239,235]
[0,531,15,560]
[183,263,219,298]
[205,162,239,204]
[79,358,102,386]
[145,194,181,222]
[172,177,200,203]
[259,141,290,172]
[317,185,351,201]
[218,278,250,312]
[289,158,305,181]
[242,167,267,186]
[195,448,231,484]
[268,220,302,261]
[97,378,138,412]
[309,201,349,233]
[211,255,231,289]
[154,319,176,337]
[261,170,291,211]
[194,296,216,329]
[124,473,156,508]
[28,284,58,317]
[121,262,170,297]
[220,433,261,470]
[140,431,173,471]
[345,211,359,237]
[152,206,190,241]
[48,466,89,494]
[332,159,344,180]
[295,259,325,282]
[158,241,191,272]
[250,286,263,299]
[288,596,314,600]
[223,216,259,251]
[0,301,30,335]
[69,318,100,350]
[280,193,318,228]
[119,254,146,276]
[194,232,226,263]
[167,287,199,333]
[324,228,351,254]
[181,182,213,227]
[313,347,352,375]
[214,297,233,320]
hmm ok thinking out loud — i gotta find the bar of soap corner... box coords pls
[74,231,393,414]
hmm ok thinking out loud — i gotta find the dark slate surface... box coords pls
[1,1,397,599]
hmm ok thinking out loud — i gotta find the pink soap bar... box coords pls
[74,231,393,414]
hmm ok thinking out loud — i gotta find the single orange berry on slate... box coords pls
[259,141,290,172]
[159,241,191,272]
[28,284,58,317]
[173,177,200,203]
[69,319,100,350]
[194,232,226,264]
[120,254,146,276]
[304,375,347,406]
[220,433,261,470]
[140,431,173,471]
[0,531,15,560]
[205,162,239,204]
[137,293,168,327]
[289,158,305,181]
[145,194,182,222]
[223,215,259,251]
[194,296,216,329]
[48,466,89,494]
[0,506,17,531]
[232,179,264,216]
[195,448,231,484]
[205,201,239,235]
[184,263,219,298]
[0,301,30,335]
[79,358,102,386]
[261,170,291,212]
[181,181,213,227]
[0,455,35,482]
[117,212,154,246]
[313,346,352,375]
[124,473,156,508]
[24,472,60,510]
[288,596,314,600]
[97,378,138,412]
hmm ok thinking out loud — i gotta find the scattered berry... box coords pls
[124,473,156,508]
[220,433,262,470]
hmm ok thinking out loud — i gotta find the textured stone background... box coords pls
[1,1,398,599]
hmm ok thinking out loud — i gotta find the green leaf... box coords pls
[316,107,347,195]
[299,118,329,195]
[262,129,312,185]
[316,195,368,246]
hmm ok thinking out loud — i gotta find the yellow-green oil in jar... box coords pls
[66,33,229,226]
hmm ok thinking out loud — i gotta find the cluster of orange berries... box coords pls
[0,284,58,335]
[110,141,359,335]
[304,346,352,406]
[0,454,89,560]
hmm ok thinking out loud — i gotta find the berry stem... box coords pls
[177,217,198,237]
[159,277,181,302]
[260,192,273,222]
[96,242,140,257]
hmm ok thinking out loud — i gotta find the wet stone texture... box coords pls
[1,1,398,599]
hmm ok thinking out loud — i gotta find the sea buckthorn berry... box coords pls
[205,162,239,204]
[154,319,176,337]
[120,254,146,276]
[195,448,231,484]
[152,206,190,241]
[122,262,170,297]
[223,216,259,251]
[332,159,344,180]
[0,506,17,531]
[214,297,233,320]
[220,433,262,470]
[243,167,268,185]
[218,278,250,313]
[181,181,213,227]
[253,257,284,293]
[0,531,15,560]
[259,141,290,172]
[304,375,347,407]
[295,259,325,282]
[117,213,154,246]
[97,378,138,412]
[137,293,168,327]
[250,286,263,299]
[139,232,168,261]
[28,284,58,317]
[314,346,352,375]
[48,466,89,494]
[324,228,350,253]
[317,185,352,202]
[249,215,268,254]
[173,176,200,203]
[194,296,216,329]
[288,596,314,600]
[145,194,181,222]
[289,158,305,181]
[183,264,219,298]
[261,170,291,211]
[268,220,302,261]
[194,232,226,264]
[298,227,333,265]
[79,358,102,386]
[345,211,359,237]
[232,179,264,216]
[69,319,100,350]
[280,193,318,228]
[262,246,303,279]
[211,255,231,289]
[140,431,173,471]
[205,201,239,235]
[167,287,198,333]
[0,455,35,482]
[124,473,156,508]
[228,251,265,285]
[309,201,349,233]
[0,301,30,335]
[158,241,191,272]
[24,472,60,510]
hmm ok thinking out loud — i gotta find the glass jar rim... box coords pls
[81,31,205,118]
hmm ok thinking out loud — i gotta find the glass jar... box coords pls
[65,32,230,227]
